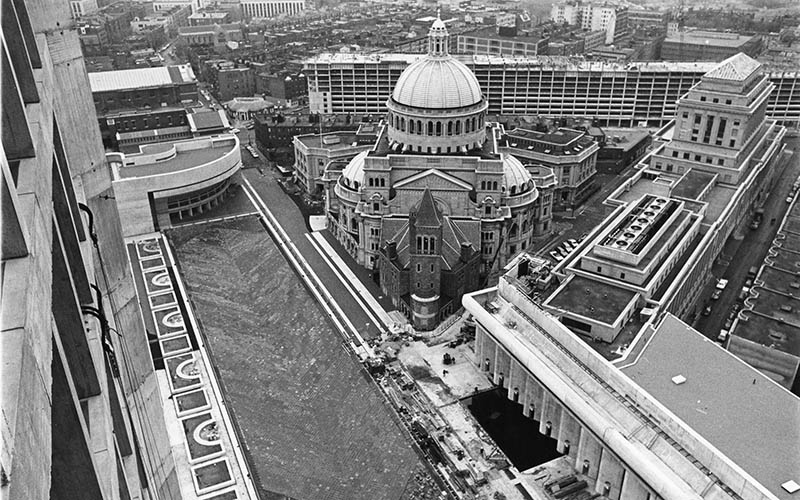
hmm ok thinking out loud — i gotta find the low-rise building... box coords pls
[294,125,379,194]
[500,128,599,210]
[458,26,548,57]
[188,10,229,25]
[108,135,242,236]
[662,30,763,62]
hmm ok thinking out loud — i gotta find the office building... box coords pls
[240,0,304,20]
[302,53,800,128]
[662,30,764,62]
[551,1,629,44]
[500,127,599,210]
[458,26,548,57]
[89,65,198,147]
[460,52,795,500]
[1,0,181,496]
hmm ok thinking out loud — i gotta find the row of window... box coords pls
[389,113,484,136]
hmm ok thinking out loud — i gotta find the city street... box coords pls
[693,138,799,340]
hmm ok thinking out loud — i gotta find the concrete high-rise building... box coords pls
[240,0,304,20]
[551,1,629,44]
[1,0,181,497]
[302,53,800,128]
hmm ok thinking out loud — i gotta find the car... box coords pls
[711,289,722,300]
[716,279,728,290]
[558,246,570,257]
[717,329,729,344]
[787,196,794,203]
[549,250,564,262]
[702,306,712,316]
[568,238,578,248]
[745,278,753,287]
[723,318,733,330]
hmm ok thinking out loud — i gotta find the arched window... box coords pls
[380,178,385,187]
[436,121,442,136]
[368,178,374,186]
[409,120,415,134]
[511,185,516,195]
[447,121,453,135]
[417,120,422,134]
[400,117,405,131]
[427,121,433,135]
[481,181,486,190]
[455,120,461,134]
[465,119,471,133]
[471,117,476,131]
[493,181,498,190]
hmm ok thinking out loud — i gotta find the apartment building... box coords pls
[240,0,304,20]
[303,53,800,128]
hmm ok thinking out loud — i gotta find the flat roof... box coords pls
[505,127,583,146]
[621,314,800,500]
[671,169,717,200]
[546,274,637,325]
[303,52,718,74]
[295,132,372,150]
[89,65,196,93]
[118,138,235,179]
[665,31,756,48]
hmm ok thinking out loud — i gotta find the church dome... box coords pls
[340,150,368,190]
[392,58,483,110]
[503,154,535,195]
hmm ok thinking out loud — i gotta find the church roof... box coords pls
[413,189,442,227]
[703,53,761,82]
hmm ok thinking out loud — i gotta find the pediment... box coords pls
[393,169,473,191]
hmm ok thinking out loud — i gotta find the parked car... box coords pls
[702,306,712,316]
[711,289,722,300]
[716,279,728,290]
[549,250,564,262]
[717,329,729,344]
[568,238,578,248]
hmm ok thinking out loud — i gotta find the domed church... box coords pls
[323,14,541,330]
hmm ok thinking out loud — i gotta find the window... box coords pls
[620,272,625,279]
[485,206,491,215]
[729,139,736,147]
[672,151,678,157]
[430,264,434,273]
[695,154,701,161]
[597,266,602,272]
[726,99,732,105]
[373,202,379,212]
[416,263,421,272]
[700,96,706,102]
[718,158,724,166]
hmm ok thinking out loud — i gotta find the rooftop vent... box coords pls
[781,480,800,493]
[671,375,686,385]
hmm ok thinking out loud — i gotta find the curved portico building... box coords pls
[109,134,242,236]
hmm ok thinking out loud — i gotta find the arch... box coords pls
[481,180,486,190]
[447,121,453,135]
[492,181,498,190]
[400,117,405,131]
[417,120,422,134]
[465,118,471,133]
[510,185,516,195]
[455,120,461,134]
[380,178,385,187]
[471,116,476,131]
[409,120,415,134]
[436,121,442,136]
[427,121,433,135]
[368,178,374,187]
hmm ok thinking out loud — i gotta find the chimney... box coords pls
[386,241,398,261]
[460,242,472,263]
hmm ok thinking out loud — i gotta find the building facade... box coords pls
[457,28,548,57]
[2,0,181,497]
[303,53,800,128]
[662,30,763,62]
[500,127,599,210]
[240,0,304,20]
[551,1,629,44]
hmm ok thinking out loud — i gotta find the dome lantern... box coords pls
[428,9,449,58]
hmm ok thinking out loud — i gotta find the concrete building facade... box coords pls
[1,0,181,497]
[551,1,629,44]
[240,0,304,20]
[107,135,242,236]
[303,53,800,128]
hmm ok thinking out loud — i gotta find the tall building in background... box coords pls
[551,0,629,44]
[240,0,304,20]
[1,0,180,497]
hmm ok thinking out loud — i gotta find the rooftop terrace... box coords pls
[621,314,800,500]
[117,136,237,179]
[545,274,637,326]
[671,169,717,200]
